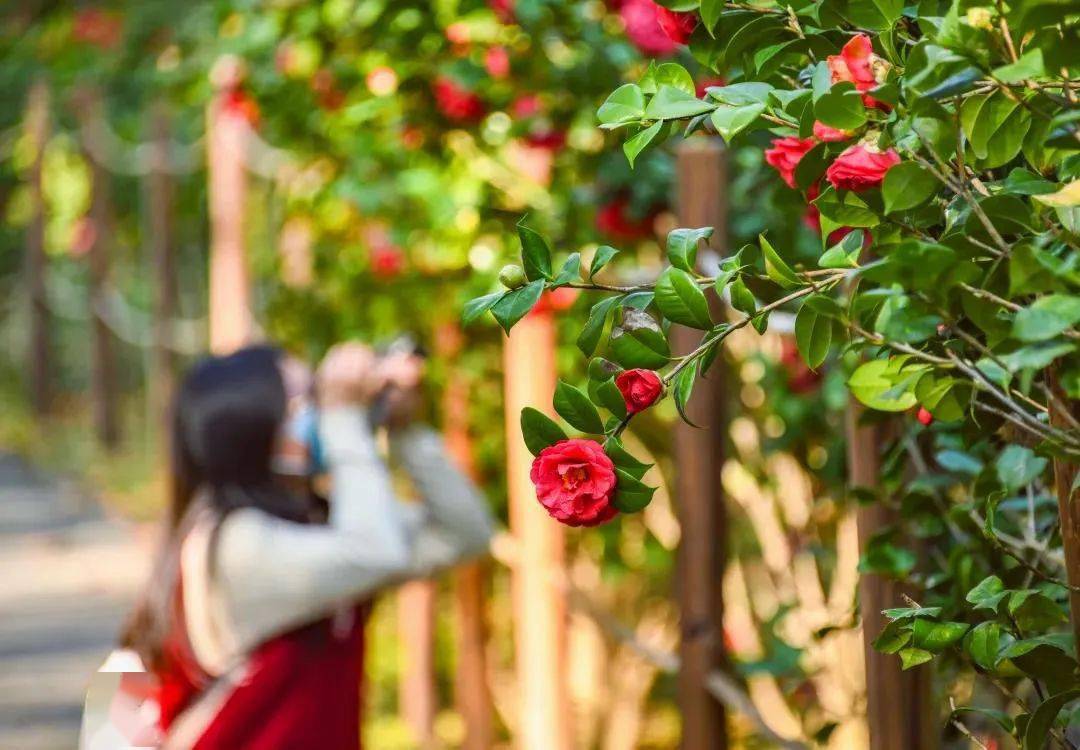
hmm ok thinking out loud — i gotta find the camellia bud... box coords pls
[498,263,527,289]
[917,406,934,427]
[966,7,994,30]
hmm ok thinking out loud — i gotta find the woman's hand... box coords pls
[317,343,382,408]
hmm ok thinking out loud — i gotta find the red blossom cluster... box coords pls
[432,77,486,122]
[619,0,696,57]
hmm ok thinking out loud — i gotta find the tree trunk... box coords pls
[1048,369,1080,647]
[147,101,176,430]
[671,138,729,750]
[437,322,494,750]
[503,310,570,750]
[206,78,251,355]
[848,404,936,750]
[26,80,50,416]
[81,90,120,449]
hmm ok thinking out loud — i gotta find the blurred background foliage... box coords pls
[0,1,857,747]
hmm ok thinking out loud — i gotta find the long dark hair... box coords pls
[121,345,315,668]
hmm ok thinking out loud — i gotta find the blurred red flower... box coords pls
[73,8,123,50]
[484,46,511,79]
[433,77,486,122]
[620,0,679,57]
[596,196,657,241]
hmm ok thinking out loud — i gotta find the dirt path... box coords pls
[0,453,149,750]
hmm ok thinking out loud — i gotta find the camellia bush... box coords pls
[470,0,1080,744]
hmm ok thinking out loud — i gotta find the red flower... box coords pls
[655,6,698,44]
[525,128,567,151]
[221,89,260,127]
[433,77,486,122]
[620,0,679,57]
[765,137,816,189]
[813,121,854,142]
[827,34,889,110]
[489,0,515,24]
[511,94,542,119]
[73,8,123,50]
[530,439,618,527]
[596,197,657,241]
[695,76,727,99]
[371,246,405,278]
[485,45,511,79]
[532,287,579,315]
[916,406,934,426]
[825,145,900,191]
[615,369,664,414]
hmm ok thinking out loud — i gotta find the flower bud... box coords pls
[499,263,527,289]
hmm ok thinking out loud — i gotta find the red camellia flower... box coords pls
[484,45,511,79]
[620,0,679,57]
[827,34,890,109]
[530,439,618,527]
[489,0,515,24]
[825,145,901,191]
[655,6,698,44]
[433,77,486,122]
[615,369,664,414]
[812,121,854,142]
[596,196,657,241]
[370,245,405,278]
[764,137,816,189]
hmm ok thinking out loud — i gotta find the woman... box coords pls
[119,343,493,749]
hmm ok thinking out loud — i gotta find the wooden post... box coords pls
[1048,371,1080,647]
[147,101,176,427]
[503,309,570,750]
[80,89,120,449]
[206,66,251,355]
[848,405,936,749]
[26,80,50,416]
[437,322,494,750]
[672,138,729,750]
[398,580,438,749]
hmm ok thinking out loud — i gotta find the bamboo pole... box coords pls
[79,88,120,449]
[848,405,936,749]
[503,309,570,750]
[398,580,437,749]
[1048,370,1080,648]
[147,101,176,428]
[26,79,50,416]
[206,63,251,355]
[437,322,494,750]
[672,138,729,750]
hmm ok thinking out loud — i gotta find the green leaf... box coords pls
[882,162,937,213]
[848,358,925,412]
[710,102,765,141]
[589,246,619,279]
[553,380,605,434]
[1024,689,1080,750]
[794,296,833,369]
[654,267,713,329]
[1005,168,1059,196]
[594,378,628,418]
[729,277,756,318]
[819,229,864,268]
[644,85,714,120]
[911,619,970,652]
[872,621,913,653]
[842,0,902,30]
[963,622,1001,671]
[915,374,967,422]
[491,280,545,333]
[699,0,723,32]
[952,706,1014,734]
[604,437,652,480]
[672,360,701,427]
[813,83,867,130]
[936,450,984,475]
[520,407,567,456]
[814,187,880,227]
[552,253,581,286]
[996,445,1048,490]
[992,48,1046,84]
[609,308,671,369]
[613,468,657,513]
[653,62,695,94]
[462,291,505,326]
[1012,294,1080,341]
[760,234,801,289]
[899,647,933,670]
[666,227,712,272]
[1000,341,1074,371]
[966,576,1008,611]
[597,83,646,127]
[517,221,552,280]
[578,296,621,357]
[624,121,664,167]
